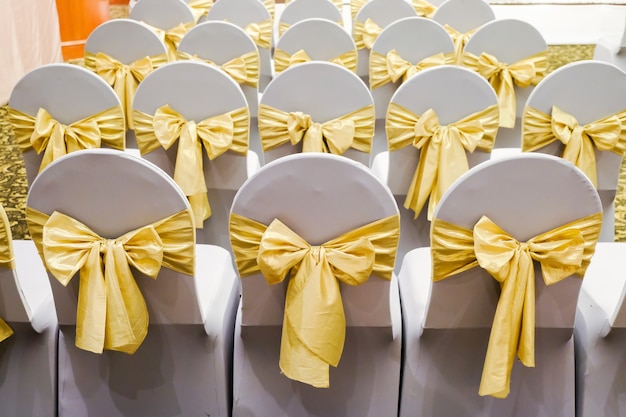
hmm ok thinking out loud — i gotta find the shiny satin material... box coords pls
[0,206,15,343]
[462,51,548,128]
[244,19,272,50]
[133,105,249,228]
[273,48,357,74]
[522,106,626,188]
[8,106,125,173]
[146,22,195,62]
[353,18,383,50]
[350,0,366,20]
[443,24,478,65]
[412,0,437,17]
[177,50,260,87]
[258,104,375,154]
[84,51,168,129]
[229,212,400,387]
[386,103,499,219]
[369,50,452,89]
[26,207,196,354]
[431,213,602,398]
[264,0,275,20]
[188,0,212,22]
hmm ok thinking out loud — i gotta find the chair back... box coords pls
[231,153,399,327]
[129,0,195,30]
[278,0,344,38]
[259,61,375,166]
[26,149,203,326]
[424,153,601,330]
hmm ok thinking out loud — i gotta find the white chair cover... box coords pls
[129,0,195,31]
[432,0,494,34]
[398,153,601,417]
[277,0,344,38]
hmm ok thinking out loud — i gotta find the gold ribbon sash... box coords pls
[522,106,626,188]
[350,0,366,20]
[26,207,195,354]
[387,103,499,220]
[369,50,452,89]
[353,18,383,50]
[133,105,249,228]
[258,104,375,154]
[462,51,548,128]
[264,0,275,20]
[443,24,478,65]
[431,212,602,398]
[244,19,272,50]
[188,0,212,22]
[413,0,437,17]
[229,212,400,387]
[0,206,16,343]
[8,106,125,173]
[146,21,195,62]
[273,48,357,74]
[177,50,260,87]
[84,51,168,129]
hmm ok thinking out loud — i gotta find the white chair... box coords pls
[0,204,56,417]
[277,0,344,38]
[229,153,402,417]
[594,17,626,71]
[274,18,357,76]
[352,0,418,85]
[129,0,195,62]
[521,61,626,242]
[84,18,168,149]
[371,65,499,266]
[8,63,126,187]
[432,0,495,64]
[132,61,259,247]
[259,61,375,166]
[368,16,454,157]
[178,21,262,158]
[463,19,548,152]
[26,148,239,417]
[398,153,602,417]
[204,0,273,91]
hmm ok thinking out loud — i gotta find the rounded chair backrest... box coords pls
[432,0,494,33]
[523,61,626,191]
[9,64,123,187]
[387,65,498,196]
[353,0,418,77]
[231,153,399,327]
[369,16,454,119]
[260,61,375,166]
[275,18,357,75]
[278,0,344,37]
[464,19,547,119]
[425,153,602,329]
[26,149,202,326]
[129,0,195,29]
[178,21,260,115]
[85,19,167,64]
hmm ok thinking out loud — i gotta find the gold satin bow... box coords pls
[26,207,195,354]
[462,51,548,128]
[188,0,212,22]
[522,106,626,188]
[229,212,399,387]
[177,50,260,87]
[8,106,125,173]
[431,213,602,398]
[273,48,358,74]
[133,105,249,228]
[354,18,383,50]
[351,0,367,20]
[0,205,16,343]
[443,24,478,65]
[84,51,168,129]
[258,104,375,154]
[244,19,272,50]
[369,50,451,89]
[413,0,437,17]
[264,0,275,20]
[147,21,194,61]
[387,103,499,220]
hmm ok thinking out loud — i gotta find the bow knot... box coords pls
[286,111,355,154]
[362,18,382,49]
[370,50,449,89]
[289,49,312,66]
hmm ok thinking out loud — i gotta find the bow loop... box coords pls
[289,49,312,66]
[148,22,193,61]
[188,0,212,22]
[443,24,477,65]
[245,20,272,49]
[370,50,450,89]
[362,18,383,49]
[412,0,437,17]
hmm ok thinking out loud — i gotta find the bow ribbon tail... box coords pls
[492,69,517,129]
[404,140,440,219]
[0,318,13,342]
[562,131,599,188]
